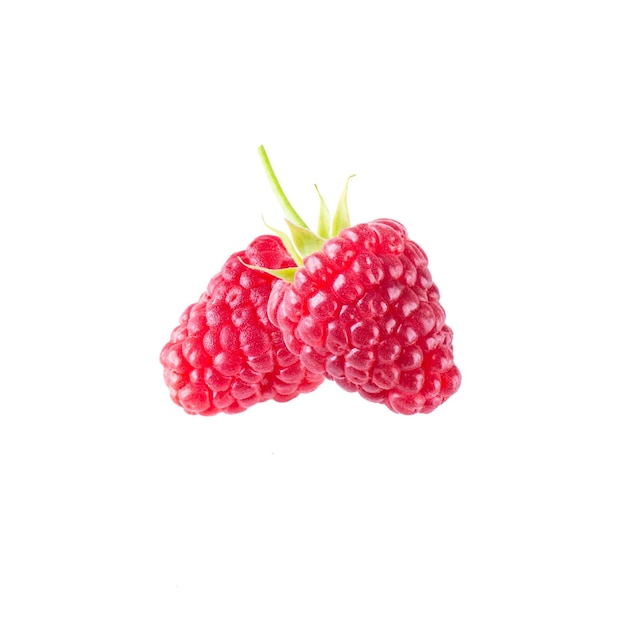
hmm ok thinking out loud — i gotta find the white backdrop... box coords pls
[1,1,625,624]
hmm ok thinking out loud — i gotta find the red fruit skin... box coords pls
[160,235,324,415]
[267,219,461,415]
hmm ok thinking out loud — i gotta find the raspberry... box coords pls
[160,235,324,415]
[267,220,461,413]
[256,147,461,415]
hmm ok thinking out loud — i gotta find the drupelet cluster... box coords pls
[267,219,461,414]
[160,235,324,415]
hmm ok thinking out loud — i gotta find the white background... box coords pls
[1,1,625,624]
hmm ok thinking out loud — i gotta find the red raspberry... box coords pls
[257,146,461,415]
[267,219,461,414]
[160,235,324,415]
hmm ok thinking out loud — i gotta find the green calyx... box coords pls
[244,145,354,283]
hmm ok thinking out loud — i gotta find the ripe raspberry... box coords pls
[267,220,461,414]
[256,146,461,415]
[160,235,324,415]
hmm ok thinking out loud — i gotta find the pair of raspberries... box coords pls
[160,147,461,416]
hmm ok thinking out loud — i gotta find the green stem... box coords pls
[258,145,309,229]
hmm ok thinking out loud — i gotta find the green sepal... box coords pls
[257,146,356,275]
[262,216,303,266]
[258,145,309,229]
[315,184,331,239]
[285,219,327,258]
[238,258,297,283]
[331,175,355,237]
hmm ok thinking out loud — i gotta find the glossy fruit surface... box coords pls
[268,219,461,414]
[160,235,324,415]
